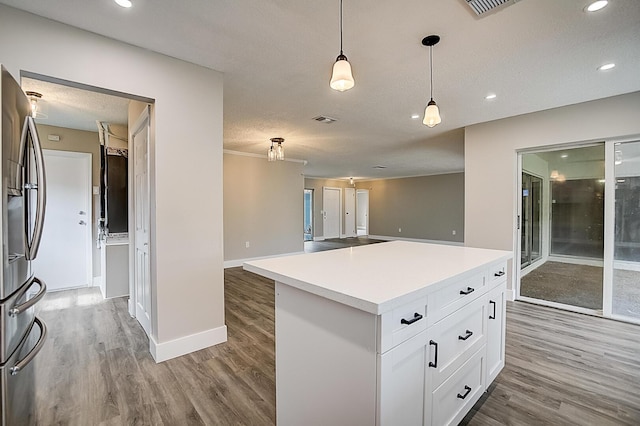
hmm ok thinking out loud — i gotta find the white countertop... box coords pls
[244,241,512,315]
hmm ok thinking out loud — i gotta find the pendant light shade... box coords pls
[422,35,441,127]
[330,0,354,91]
[330,55,355,91]
[423,99,441,128]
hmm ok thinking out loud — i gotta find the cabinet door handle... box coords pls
[458,330,473,341]
[494,270,505,277]
[428,340,438,368]
[400,312,423,326]
[489,300,496,320]
[459,287,475,295]
[457,385,472,400]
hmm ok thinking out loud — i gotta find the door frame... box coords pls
[42,149,93,289]
[128,106,151,327]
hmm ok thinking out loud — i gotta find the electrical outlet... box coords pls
[398,228,402,233]
[245,241,250,248]
[452,230,456,235]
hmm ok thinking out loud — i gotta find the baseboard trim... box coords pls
[368,235,464,246]
[313,237,325,241]
[93,276,103,287]
[150,325,228,363]
[224,251,305,269]
[506,288,515,302]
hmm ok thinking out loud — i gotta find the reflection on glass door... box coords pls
[521,172,542,268]
[612,141,640,320]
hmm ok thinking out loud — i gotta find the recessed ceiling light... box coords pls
[411,114,420,119]
[115,0,132,8]
[598,63,615,71]
[485,94,497,100]
[585,1,608,12]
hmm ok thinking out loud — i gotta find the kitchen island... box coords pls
[244,241,512,426]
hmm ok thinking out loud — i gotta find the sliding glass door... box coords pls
[611,141,640,321]
[519,145,604,312]
[519,141,640,324]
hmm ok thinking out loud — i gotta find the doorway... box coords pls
[356,189,369,236]
[304,189,313,241]
[344,187,356,237]
[32,150,92,291]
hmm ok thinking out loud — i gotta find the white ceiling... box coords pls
[3,0,639,179]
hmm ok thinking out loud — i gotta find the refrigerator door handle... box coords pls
[10,317,47,376]
[8,276,47,317]
[22,116,47,260]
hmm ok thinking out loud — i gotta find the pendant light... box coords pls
[330,0,355,92]
[268,138,285,162]
[422,35,442,128]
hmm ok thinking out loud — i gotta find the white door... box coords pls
[33,150,92,291]
[344,187,356,237]
[322,187,341,239]
[356,189,369,236]
[132,107,152,336]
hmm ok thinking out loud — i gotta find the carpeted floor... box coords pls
[521,261,640,319]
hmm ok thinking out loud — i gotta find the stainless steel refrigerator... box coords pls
[0,65,48,425]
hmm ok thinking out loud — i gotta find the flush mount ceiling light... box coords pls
[25,91,48,119]
[585,1,608,12]
[422,35,442,128]
[115,0,133,8]
[329,0,355,92]
[598,63,615,71]
[268,138,285,162]
[485,94,497,100]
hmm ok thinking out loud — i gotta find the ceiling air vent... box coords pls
[465,0,518,15]
[372,165,387,169]
[312,115,337,124]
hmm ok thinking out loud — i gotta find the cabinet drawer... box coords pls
[427,347,486,426]
[428,271,485,324]
[379,297,427,354]
[487,260,507,286]
[426,295,486,389]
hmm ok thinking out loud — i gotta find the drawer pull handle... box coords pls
[400,312,423,326]
[458,330,473,341]
[489,300,496,320]
[494,270,505,277]
[459,287,474,295]
[428,340,438,368]
[457,385,472,400]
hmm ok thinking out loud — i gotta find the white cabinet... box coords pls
[378,330,428,425]
[486,279,507,385]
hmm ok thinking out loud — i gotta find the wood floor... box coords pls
[33,268,640,425]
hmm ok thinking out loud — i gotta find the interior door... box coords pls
[344,187,356,237]
[132,107,152,336]
[32,150,91,291]
[322,187,340,239]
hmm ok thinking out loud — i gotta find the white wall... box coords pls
[0,5,225,361]
[465,91,640,291]
[223,152,304,265]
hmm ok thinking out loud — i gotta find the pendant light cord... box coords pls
[340,0,344,55]
[429,46,434,100]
